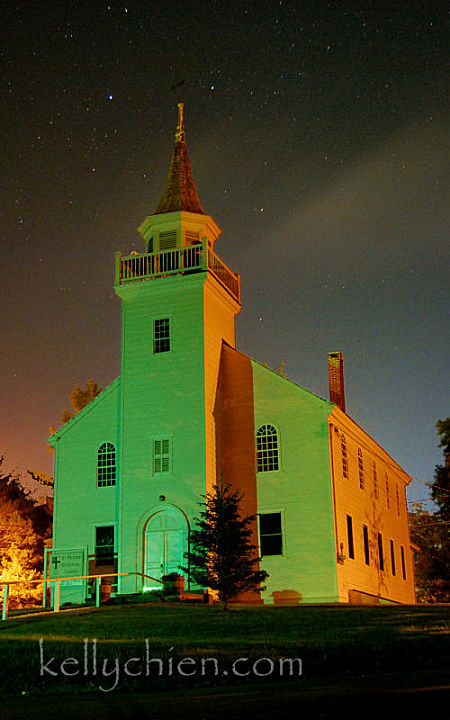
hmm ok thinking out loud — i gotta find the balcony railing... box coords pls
[116,241,240,303]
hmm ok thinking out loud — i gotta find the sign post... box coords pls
[1,584,9,621]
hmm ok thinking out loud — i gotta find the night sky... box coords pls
[1,1,448,509]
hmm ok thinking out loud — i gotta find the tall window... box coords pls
[153,438,171,474]
[97,442,116,487]
[95,526,115,565]
[396,484,400,516]
[385,474,390,509]
[256,425,279,472]
[377,533,384,571]
[347,515,354,559]
[363,525,370,565]
[154,318,170,354]
[372,461,378,499]
[358,448,365,490]
[390,539,396,576]
[400,546,407,580]
[341,434,348,478]
[259,513,283,556]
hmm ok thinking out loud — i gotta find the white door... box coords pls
[144,512,185,586]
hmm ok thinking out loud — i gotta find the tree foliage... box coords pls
[29,378,102,489]
[0,499,42,607]
[409,418,450,603]
[184,481,268,609]
[431,417,450,521]
[61,378,102,424]
[0,458,52,607]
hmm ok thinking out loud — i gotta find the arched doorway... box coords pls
[143,509,187,586]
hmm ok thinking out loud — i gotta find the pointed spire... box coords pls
[153,102,205,215]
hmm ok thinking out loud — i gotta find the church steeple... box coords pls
[153,102,204,215]
[138,102,222,253]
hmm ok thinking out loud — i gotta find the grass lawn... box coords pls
[0,600,449,714]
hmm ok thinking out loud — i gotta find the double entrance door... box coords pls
[144,511,185,586]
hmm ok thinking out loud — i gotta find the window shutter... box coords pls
[154,438,170,473]
[159,231,177,249]
[185,230,200,244]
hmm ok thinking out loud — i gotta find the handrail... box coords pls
[119,244,206,282]
[1,571,163,620]
[116,241,240,303]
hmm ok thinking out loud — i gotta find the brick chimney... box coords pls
[328,352,346,412]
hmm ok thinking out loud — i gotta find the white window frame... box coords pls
[257,507,286,558]
[153,316,172,355]
[96,442,117,488]
[256,423,281,473]
[92,523,117,565]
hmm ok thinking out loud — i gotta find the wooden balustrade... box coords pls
[116,242,240,303]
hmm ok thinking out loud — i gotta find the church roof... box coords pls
[153,102,205,215]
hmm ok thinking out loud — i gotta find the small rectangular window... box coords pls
[347,515,354,559]
[95,526,115,566]
[378,533,384,571]
[154,318,170,354]
[363,525,370,565]
[259,513,283,556]
[401,546,407,580]
[372,461,378,499]
[154,438,171,474]
[385,475,390,509]
[390,539,396,576]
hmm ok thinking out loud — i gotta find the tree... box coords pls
[29,378,103,488]
[0,499,42,607]
[0,458,52,607]
[408,418,450,603]
[184,481,268,609]
[61,378,102,424]
[431,417,450,521]
[408,504,450,603]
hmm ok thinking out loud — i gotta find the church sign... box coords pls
[49,549,85,586]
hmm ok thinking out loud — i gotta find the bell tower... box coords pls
[114,104,241,591]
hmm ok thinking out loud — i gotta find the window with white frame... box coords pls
[153,318,171,354]
[256,425,279,472]
[97,442,116,487]
[95,525,115,565]
[259,513,283,556]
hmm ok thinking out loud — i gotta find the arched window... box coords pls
[256,425,279,472]
[97,442,116,487]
